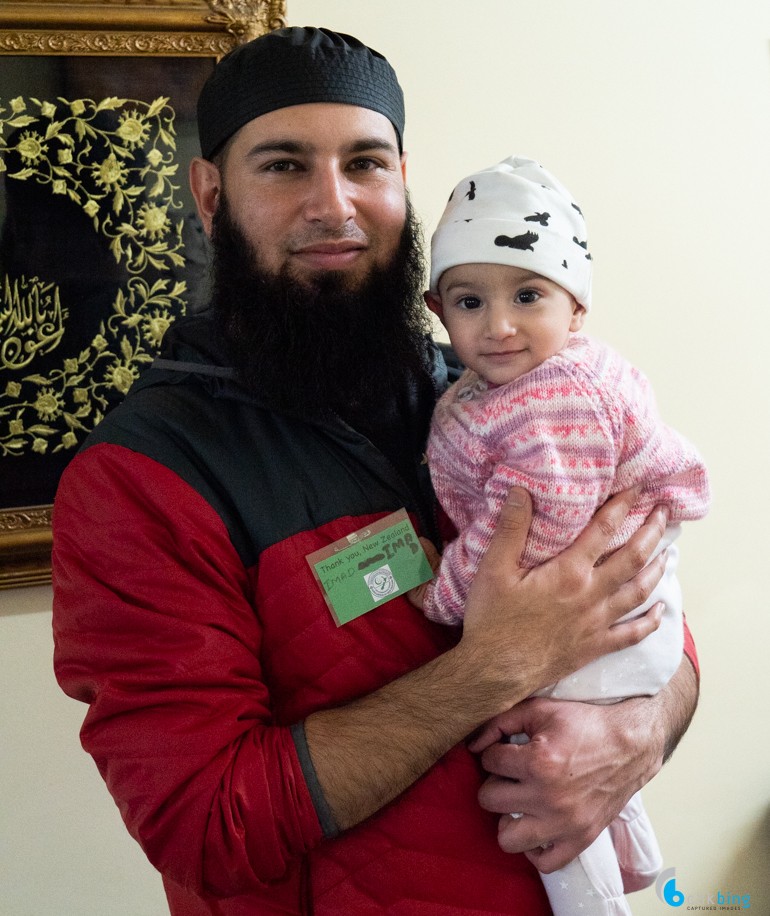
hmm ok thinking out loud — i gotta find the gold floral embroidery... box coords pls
[0,95,189,457]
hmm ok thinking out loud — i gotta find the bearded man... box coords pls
[52,27,698,915]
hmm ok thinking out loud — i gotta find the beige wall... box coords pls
[2,1,769,912]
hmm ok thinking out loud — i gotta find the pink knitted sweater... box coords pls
[424,334,710,624]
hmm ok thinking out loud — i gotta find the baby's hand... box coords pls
[407,537,441,610]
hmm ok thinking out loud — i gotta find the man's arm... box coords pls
[53,445,667,892]
[52,448,327,894]
[305,486,670,831]
[659,649,699,763]
[468,655,698,872]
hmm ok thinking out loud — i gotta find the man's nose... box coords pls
[303,166,356,227]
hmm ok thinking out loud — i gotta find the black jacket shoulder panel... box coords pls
[82,312,443,565]
[85,381,428,567]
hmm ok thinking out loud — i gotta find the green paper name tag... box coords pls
[306,509,434,627]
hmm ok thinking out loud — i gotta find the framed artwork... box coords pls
[0,0,287,588]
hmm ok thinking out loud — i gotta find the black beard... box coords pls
[209,193,432,425]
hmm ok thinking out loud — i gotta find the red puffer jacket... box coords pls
[52,314,552,914]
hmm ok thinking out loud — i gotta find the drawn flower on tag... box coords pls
[364,565,399,602]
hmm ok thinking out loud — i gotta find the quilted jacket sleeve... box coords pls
[52,444,324,897]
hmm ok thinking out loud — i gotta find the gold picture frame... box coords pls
[0,0,287,589]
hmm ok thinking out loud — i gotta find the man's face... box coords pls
[209,102,408,291]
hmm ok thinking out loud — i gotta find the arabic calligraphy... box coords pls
[1,274,68,370]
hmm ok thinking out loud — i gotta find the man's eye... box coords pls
[265,160,298,172]
[516,289,540,305]
[349,157,378,171]
[457,296,482,310]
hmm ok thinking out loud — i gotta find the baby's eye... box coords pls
[457,296,483,310]
[516,288,541,305]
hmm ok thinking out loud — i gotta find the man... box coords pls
[52,27,698,914]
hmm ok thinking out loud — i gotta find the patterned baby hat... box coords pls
[429,155,592,308]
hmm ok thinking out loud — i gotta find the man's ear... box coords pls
[189,157,222,237]
[424,291,445,324]
[570,303,587,332]
[400,150,408,183]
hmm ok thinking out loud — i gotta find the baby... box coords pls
[413,156,710,916]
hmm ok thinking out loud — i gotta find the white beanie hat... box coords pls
[429,155,592,309]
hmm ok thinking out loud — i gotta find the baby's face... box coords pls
[427,263,585,386]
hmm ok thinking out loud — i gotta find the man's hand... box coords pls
[456,487,669,710]
[407,537,442,610]
[306,486,672,832]
[467,656,699,872]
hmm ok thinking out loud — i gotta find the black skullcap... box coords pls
[197,26,405,159]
